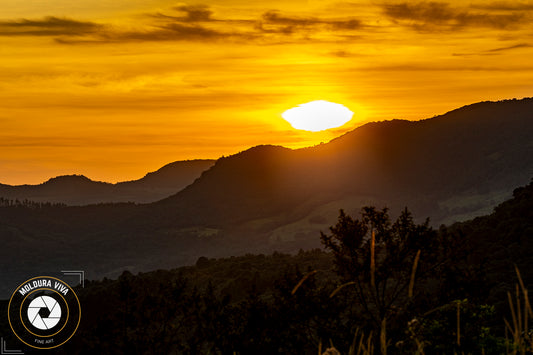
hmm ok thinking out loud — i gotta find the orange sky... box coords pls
[1,0,532,184]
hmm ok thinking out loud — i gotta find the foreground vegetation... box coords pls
[1,180,532,354]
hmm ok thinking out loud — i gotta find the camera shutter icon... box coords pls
[27,295,62,330]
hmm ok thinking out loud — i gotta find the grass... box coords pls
[313,263,532,354]
[504,265,533,355]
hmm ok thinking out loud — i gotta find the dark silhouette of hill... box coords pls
[153,98,533,230]
[0,159,215,205]
[449,178,533,308]
[6,182,532,353]
[0,98,532,297]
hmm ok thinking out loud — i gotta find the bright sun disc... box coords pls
[282,100,353,132]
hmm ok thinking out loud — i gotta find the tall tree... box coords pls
[321,207,437,352]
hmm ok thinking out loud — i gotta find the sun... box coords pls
[281,100,354,132]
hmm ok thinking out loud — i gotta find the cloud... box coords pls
[362,63,527,71]
[150,4,214,23]
[331,50,353,57]
[56,23,251,44]
[0,5,251,43]
[382,2,526,31]
[0,5,362,44]
[259,10,361,33]
[173,4,213,22]
[486,43,532,52]
[57,5,253,44]
[262,11,321,26]
[115,23,249,42]
[453,42,533,56]
[469,2,533,11]
[0,16,101,36]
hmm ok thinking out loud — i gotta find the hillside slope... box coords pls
[0,160,215,205]
[154,98,533,232]
[0,98,532,297]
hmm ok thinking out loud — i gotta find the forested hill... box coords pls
[449,178,533,306]
[0,98,532,298]
[6,178,532,354]
[0,159,214,205]
[152,98,533,229]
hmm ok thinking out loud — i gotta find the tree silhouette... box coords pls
[321,207,438,352]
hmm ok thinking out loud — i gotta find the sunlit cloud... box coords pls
[0,16,101,36]
[0,4,364,44]
[469,1,533,11]
[452,43,533,56]
[1,0,533,184]
[486,43,532,52]
[173,4,214,22]
[382,1,527,31]
[260,10,361,30]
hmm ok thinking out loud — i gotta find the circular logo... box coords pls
[27,295,62,330]
[8,276,81,350]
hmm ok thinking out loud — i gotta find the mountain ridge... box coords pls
[153,98,533,230]
[0,97,532,297]
[0,159,215,205]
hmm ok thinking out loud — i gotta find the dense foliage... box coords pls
[2,179,532,354]
[2,98,533,301]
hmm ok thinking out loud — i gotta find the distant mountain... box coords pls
[0,98,532,297]
[0,160,215,205]
[153,98,533,230]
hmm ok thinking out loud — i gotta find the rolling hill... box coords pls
[153,98,533,231]
[0,98,532,297]
[0,159,215,205]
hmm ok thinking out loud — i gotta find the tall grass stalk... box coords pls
[291,270,318,295]
[456,300,461,347]
[380,318,387,355]
[408,250,421,298]
[330,281,357,298]
[370,230,375,290]
[348,329,374,355]
[504,265,533,354]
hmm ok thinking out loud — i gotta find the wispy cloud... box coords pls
[173,4,214,22]
[382,2,527,31]
[362,63,533,71]
[258,10,361,33]
[107,23,251,43]
[453,42,533,56]
[0,16,101,36]
[470,1,533,11]
[150,5,215,23]
[0,5,249,43]
[0,4,364,44]
[59,4,254,44]
[331,50,353,57]
[486,43,532,52]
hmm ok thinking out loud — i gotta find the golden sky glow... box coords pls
[1,0,532,184]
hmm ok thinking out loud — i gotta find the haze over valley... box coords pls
[1,98,531,298]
